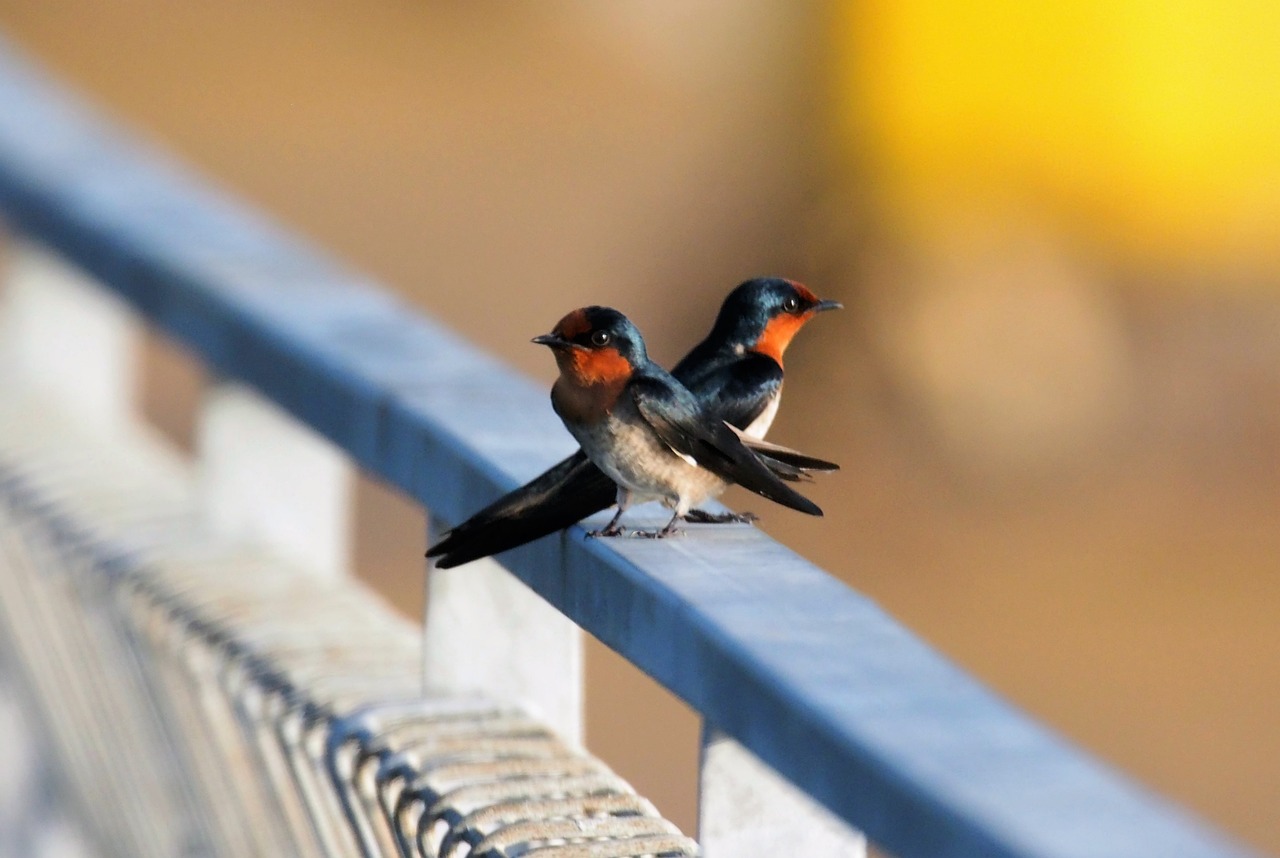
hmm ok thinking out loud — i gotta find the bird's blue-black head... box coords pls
[534,306,649,383]
[707,278,841,363]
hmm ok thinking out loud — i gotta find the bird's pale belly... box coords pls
[742,391,781,440]
[567,410,724,514]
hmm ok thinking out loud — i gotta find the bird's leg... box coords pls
[589,488,632,538]
[684,508,759,524]
[587,506,626,538]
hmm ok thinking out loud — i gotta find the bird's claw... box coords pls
[629,527,683,539]
[684,509,758,524]
[587,525,626,538]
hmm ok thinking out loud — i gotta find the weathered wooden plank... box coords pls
[0,36,1256,858]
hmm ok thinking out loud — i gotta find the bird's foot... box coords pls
[628,527,684,539]
[587,525,626,538]
[683,509,758,525]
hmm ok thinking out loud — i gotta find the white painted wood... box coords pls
[423,521,584,745]
[0,678,36,853]
[1,238,138,433]
[700,725,867,857]
[197,383,352,580]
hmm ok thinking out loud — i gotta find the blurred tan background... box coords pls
[0,2,1275,852]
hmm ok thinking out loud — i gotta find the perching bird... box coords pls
[428,279,839,563]
[536,305,830,537]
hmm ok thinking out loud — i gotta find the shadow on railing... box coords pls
[0,34,1257,858]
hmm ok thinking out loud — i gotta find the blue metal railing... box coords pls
[0,35,1254,858]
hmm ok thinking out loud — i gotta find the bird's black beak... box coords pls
[813,299,843,313]
[532,333,580,350]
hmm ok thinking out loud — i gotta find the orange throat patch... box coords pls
[551,345,631,425]
[563,345,630,387]
[750,312,812,366]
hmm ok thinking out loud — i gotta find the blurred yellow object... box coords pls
[835,0,1280,271]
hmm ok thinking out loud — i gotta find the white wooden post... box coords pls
[197,384,352,580]
[422,522,584,745]
[700,726,867,857]
[0,682,99,858]
[0,238,143,854]
[1,238,139,432]
[0,237,352,580]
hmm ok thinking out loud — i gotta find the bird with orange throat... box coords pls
[532,304,832,537]
[429,279,839,558]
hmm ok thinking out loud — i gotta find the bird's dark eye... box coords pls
[782,295,802,314]
[590,330,611,347]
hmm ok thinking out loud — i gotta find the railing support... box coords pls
[422,522,584,745]
[0,680,98,858]
[1,237,138,431]
[197,384,353,580]
[700,725,867,857]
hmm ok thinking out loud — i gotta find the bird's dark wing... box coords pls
[689,357,838,477]
[678,353,782,432]
[628,374,822,517]
[427,450,616,568]
[733,430,840,473]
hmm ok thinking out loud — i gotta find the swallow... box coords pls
[427,279,840,563]
[530,305,830,537]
